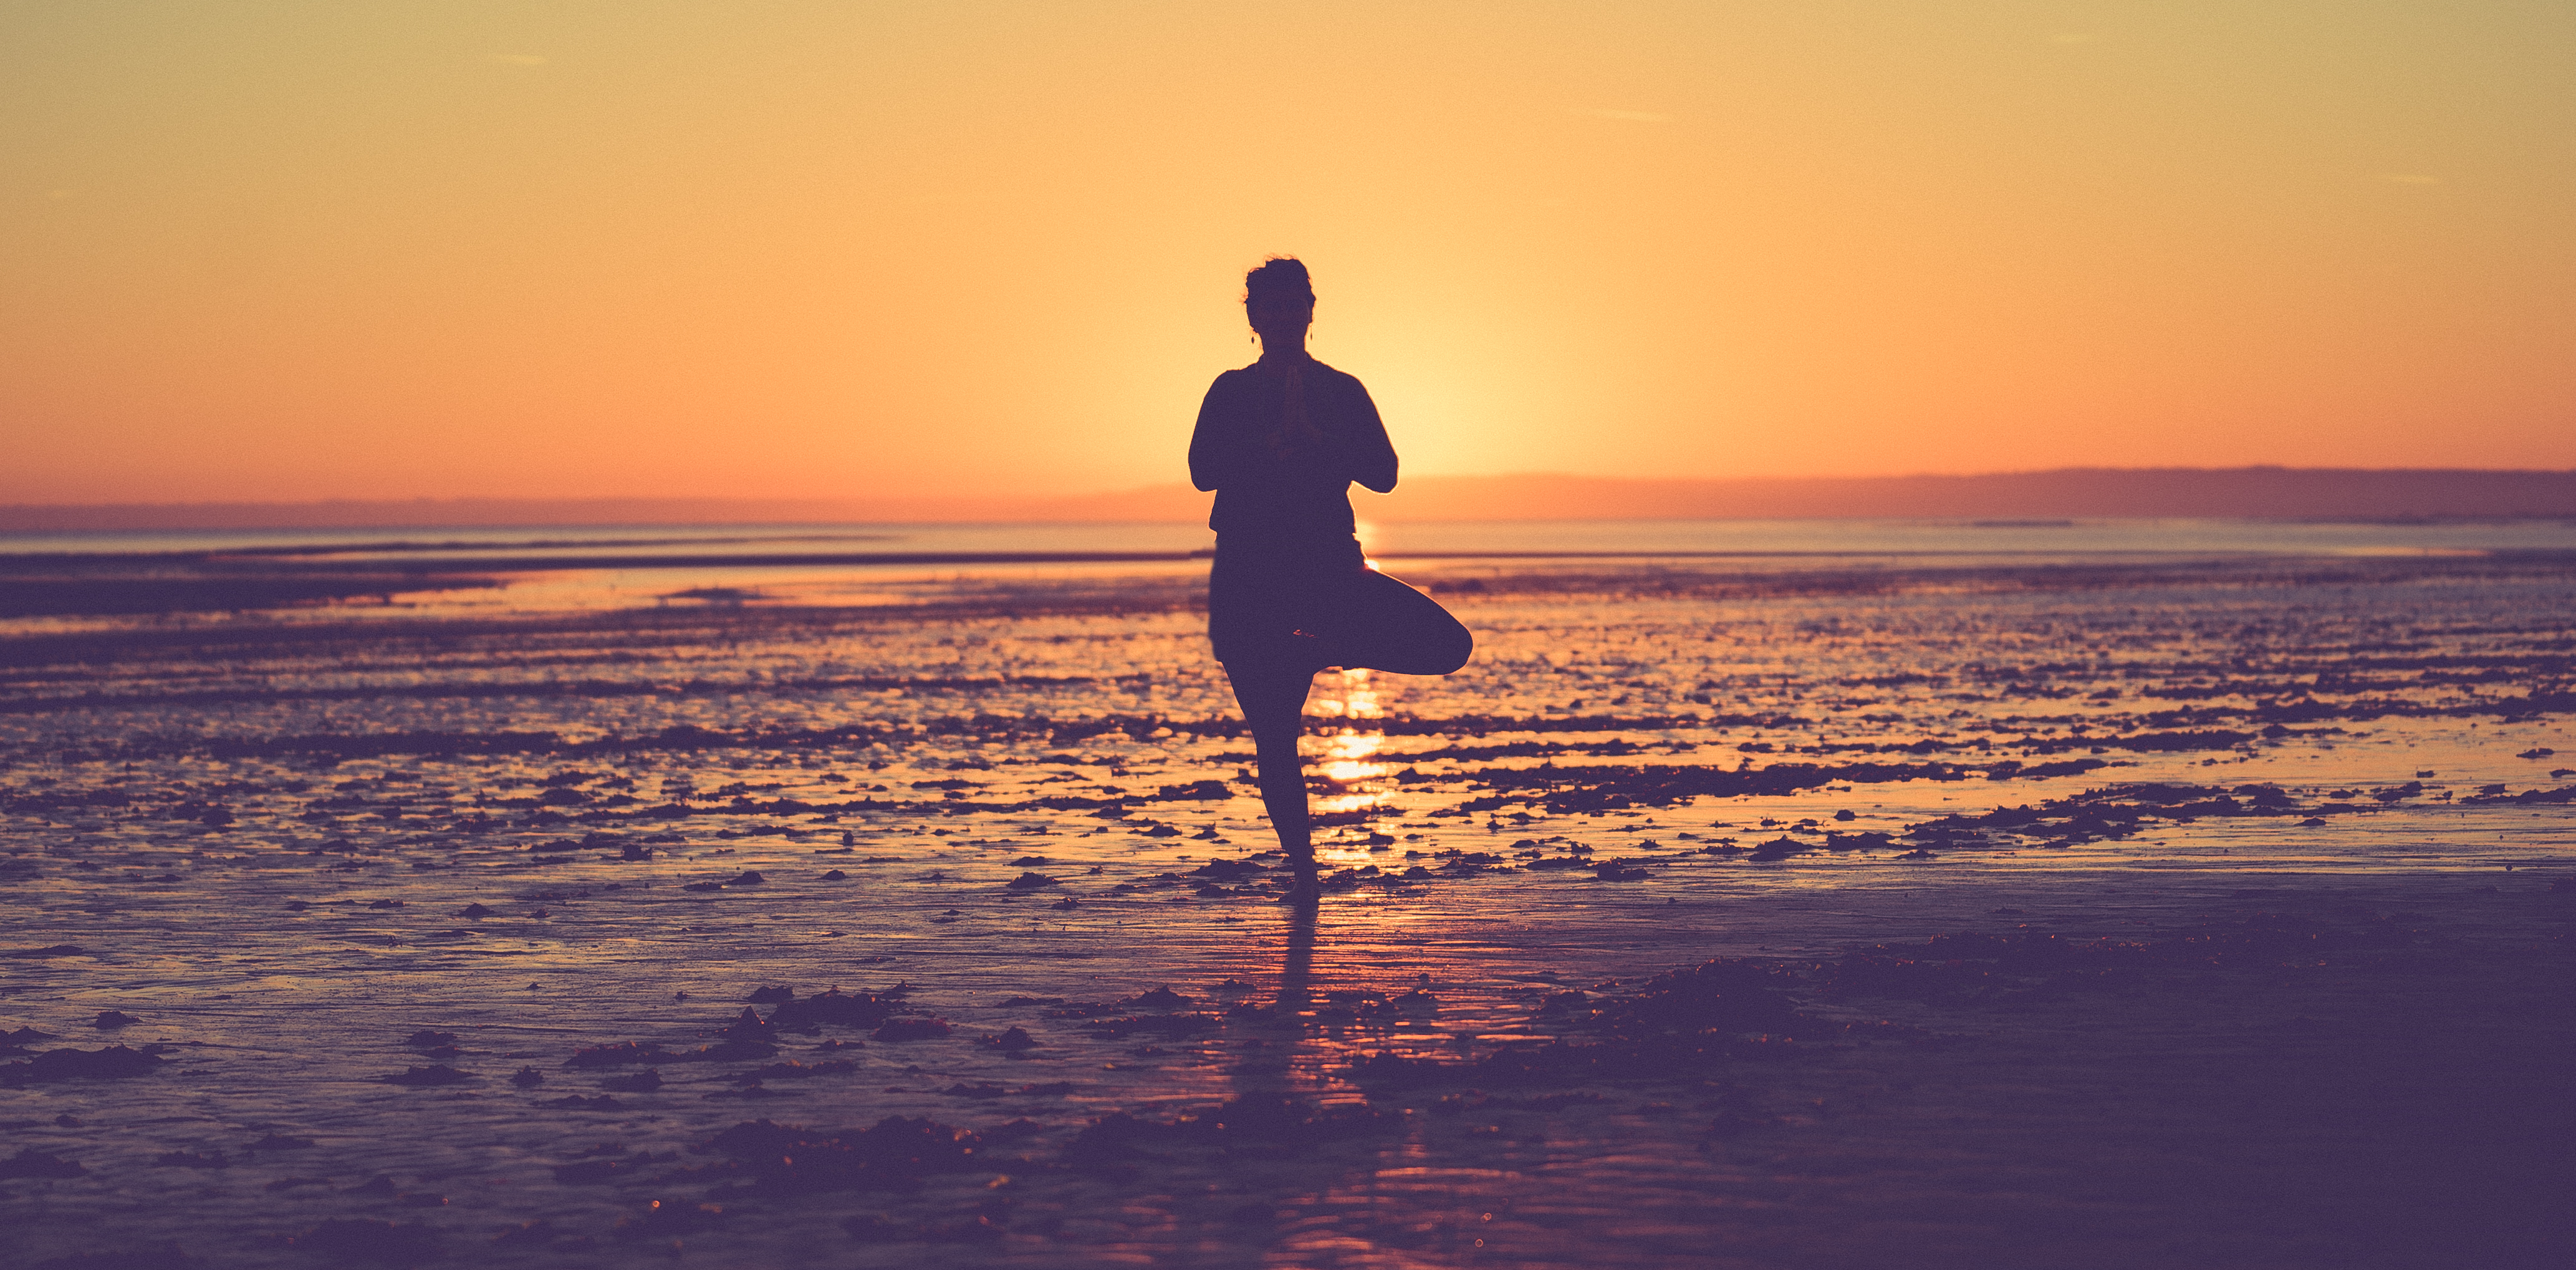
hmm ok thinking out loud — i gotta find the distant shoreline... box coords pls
[9,544,2576,622]
[7,467,2575,531]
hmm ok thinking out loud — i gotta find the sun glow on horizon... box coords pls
[4,2,2570,505]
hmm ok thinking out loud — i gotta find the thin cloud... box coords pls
[489,54,547,66]
[1576,108,1673,125]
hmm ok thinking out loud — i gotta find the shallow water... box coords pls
[2,542,2571,1266]
[18,514,2576,560]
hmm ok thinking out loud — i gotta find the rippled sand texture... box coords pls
[4,557,2573,1268]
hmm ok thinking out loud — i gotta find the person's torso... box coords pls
[1204,360,1368,541]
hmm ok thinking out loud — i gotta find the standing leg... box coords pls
[1225,658,1318,883]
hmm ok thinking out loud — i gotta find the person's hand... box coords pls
[1272,411,1330,459]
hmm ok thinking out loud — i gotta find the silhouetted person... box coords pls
[1189,257,1473,902]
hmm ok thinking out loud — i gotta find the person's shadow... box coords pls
[1208,901,1513,1255]
[1228,904,1318,1102]
[1277,902,1317,1014]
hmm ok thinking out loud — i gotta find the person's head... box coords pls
[1244,256,1315,349]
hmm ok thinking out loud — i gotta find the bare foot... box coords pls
[1279,869,1320,905]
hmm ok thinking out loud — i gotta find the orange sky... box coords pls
[5,2,2571,505]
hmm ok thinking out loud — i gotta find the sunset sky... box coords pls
[5,2,2570,506]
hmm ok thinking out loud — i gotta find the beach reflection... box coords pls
[1,549,2572,1265]
[1312,670,1395,827]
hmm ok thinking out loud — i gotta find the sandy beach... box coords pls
[4,544,2572,1267]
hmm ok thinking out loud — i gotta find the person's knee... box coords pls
[1426,620,1473,675]
[1385,618,1470,676]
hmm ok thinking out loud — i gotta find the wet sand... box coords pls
[4,555,2572,1266]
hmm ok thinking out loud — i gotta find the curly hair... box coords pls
[1243,256,1314,307]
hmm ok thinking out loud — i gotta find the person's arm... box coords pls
[1188,377,1233,493]
[1344,378,1398,494]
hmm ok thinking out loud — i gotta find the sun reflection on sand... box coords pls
[1315,728,1391,820]
[1312,670,1393,818]
[1323,738,1385,787]
[1309,666,1384,721]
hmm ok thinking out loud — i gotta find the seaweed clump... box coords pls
[0,1046,166,1085]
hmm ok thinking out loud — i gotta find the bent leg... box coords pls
[1322,569,1473,676]
[1224,658,1317,871]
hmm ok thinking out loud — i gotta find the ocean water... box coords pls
[16,515,2576,627]
[16,514,2576,561]
[2,520,2570,1264]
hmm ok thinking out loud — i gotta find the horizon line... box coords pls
[7,466,2575,532]
[11,463,2576,514]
